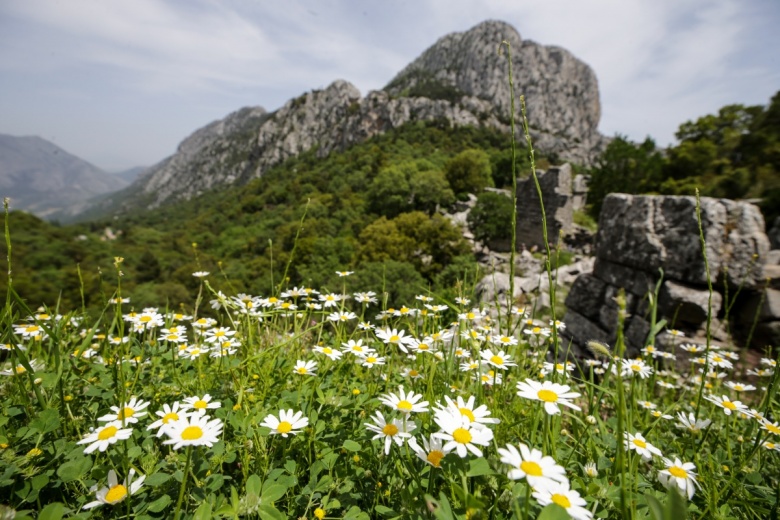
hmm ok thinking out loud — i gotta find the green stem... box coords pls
[173,446,194,520]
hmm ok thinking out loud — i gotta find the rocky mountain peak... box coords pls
[386,20,602,152]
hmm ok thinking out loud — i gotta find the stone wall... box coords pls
[562,194,776,354]
[515,164,574,250]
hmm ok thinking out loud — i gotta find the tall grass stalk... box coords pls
[693,189,714,418]
[500,41,519,334]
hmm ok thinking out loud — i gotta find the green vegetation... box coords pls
[588,91,780,223]
[467,192,514,245]
[1,123,544,314]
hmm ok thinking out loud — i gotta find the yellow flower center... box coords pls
[766,424,780,435]
[277,421,292,434]
[537,389,558,403]
[631,364,641,372]
[25,325,39,333]
[452,428,472,444]
[181,426,203,440]
[632,438,647,449]
[551,494,571,509]
[193,400,208,409]
[117,407,135,420]
[323,347,332,354]
[520,460,543,476]
[409,370,419,377]
[669,466,688,478]
[366,356,377,363]
[105,484,128,503]
[397,400,413,411]
[712,355,723,362]
[532,327,541,334]
[140,316,151,322]
[723,401,737,410]
[733,384,744,391]
[490,355,504,365]
[214,331,225,337]
[15,366,26,374]
[162,412,178,424]
[268,297,278,304]
[190,349,201,356]
[382,424,399,436]
[297,367,308,374]
[427,450,445,467]
[389,335,400,343]
[459,407,476,422]
[98,426,118,440]
[419,343,429,351]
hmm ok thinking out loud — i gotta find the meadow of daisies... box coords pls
[1,255,779,520]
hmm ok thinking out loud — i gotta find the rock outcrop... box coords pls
[562,194,775,353]
[78,20,607,215]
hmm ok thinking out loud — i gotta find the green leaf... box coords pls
[31,474,49,491]
[537,503,571,520]
[466,457,495,477]
[645,493,665,520]
[38,502,67,520]
[57,457,92,483]
[30,409,60,434]
[192,500,212,520]
[666,486,688,520]
[261,484,287,504]
[257,504,286,520]
[284,459,297,474]
[145,472,171,487]
[374,504,396,516]
[245,474,262,497]
[342,439,361,452]
[146,494,172,513]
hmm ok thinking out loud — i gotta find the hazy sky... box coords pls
[1,0,778,172]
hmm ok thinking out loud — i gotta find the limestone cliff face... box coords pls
[100,20,607,212]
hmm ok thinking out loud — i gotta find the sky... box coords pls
[1,0,778,172]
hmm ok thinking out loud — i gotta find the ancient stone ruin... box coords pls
[562,194,778,355]
[515,164,574,250]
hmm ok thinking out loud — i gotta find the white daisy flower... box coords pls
[533,481,592,520]
[516,379,582,415]
[181,394,221,413]
[658,457,699,499]
[497,443,568,488]
[97,397,150,424]
[436,395,500,429]
[293,359,318,376]
[408,434,452,468]
[432,410,493,458]
[705,394,748,416]
[77,421,133,454]
[83,469,145,509]
[676,412,711,434]
[146,402,189,438]
[479,348,516,370]
[364,411,415,455]
[313,345,343,360]
[260,409,309,438]
[624,432,662,460]
[163,414,223,450]
[378,386,429,414]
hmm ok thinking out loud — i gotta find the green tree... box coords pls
[444,149,494,196]
[467,192,514,245]
[587,136,665,217]
[367,165,411,217]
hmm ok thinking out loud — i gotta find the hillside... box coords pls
[72,20,606,220]
[0,134,128,218]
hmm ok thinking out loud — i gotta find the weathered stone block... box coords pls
[738,288,780,323]
[624,316,651,351]
[564,273,606,321]
[593,259,657,297]
[561,309,610,346]
[658,280,722,327]
[516,164,574,250]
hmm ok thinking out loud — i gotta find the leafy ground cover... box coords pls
[1,251,778,519]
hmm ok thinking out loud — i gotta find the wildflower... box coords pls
[479,348,516,370]
[375,327,416,353]
[401,367,423,379]
[747,368,774,377]
[78,421,133,454]
[657,380,677,389]
[360,354,385,369]
[497,443,568,488]
[461,329,486,342]
[314,507,326,519]
[533,481,592,520]
[676,412,711,434]
[624,432,662,460]
[666,329,685,337]
[658,458,699,499]
[147,402,188,438]
[378,386,429,414]
[364,411,414,455]
[313,345,343,361]
[327,311,357,322]
[649,410,674,420]
[319,293,342,308]
[516,379,582,415]
[524,326,552,336]
[181,394,221,413]
[621,358,653,379]
[637,400,657,410]
[460,359,480,372]
[705,394,748,416]
[0,360,44,376]
[261,409,309,437]
[761,419,780,436]
[707,351,733,369]
[203,327,236,344]
[98,397,150,424]
[409,434,452,468]
[474,369,502,386]
[541,361,574,377]
[336,270,354,277]
[163,414,223,450]
[436,395,500,429]
[192,271,210,278]
[342,339,373,357]
[108,297,130,304]
[182,345,210,360]
[584,462,598,478]
[354,291,378,304]
[724,381,756,393]
[760,357,777,367]
[679,343,705,354]
[293,360,318,376]
[83,469,145,509]
[454,297,471,306]
[433,411,493,458]
[27,447,43,457]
